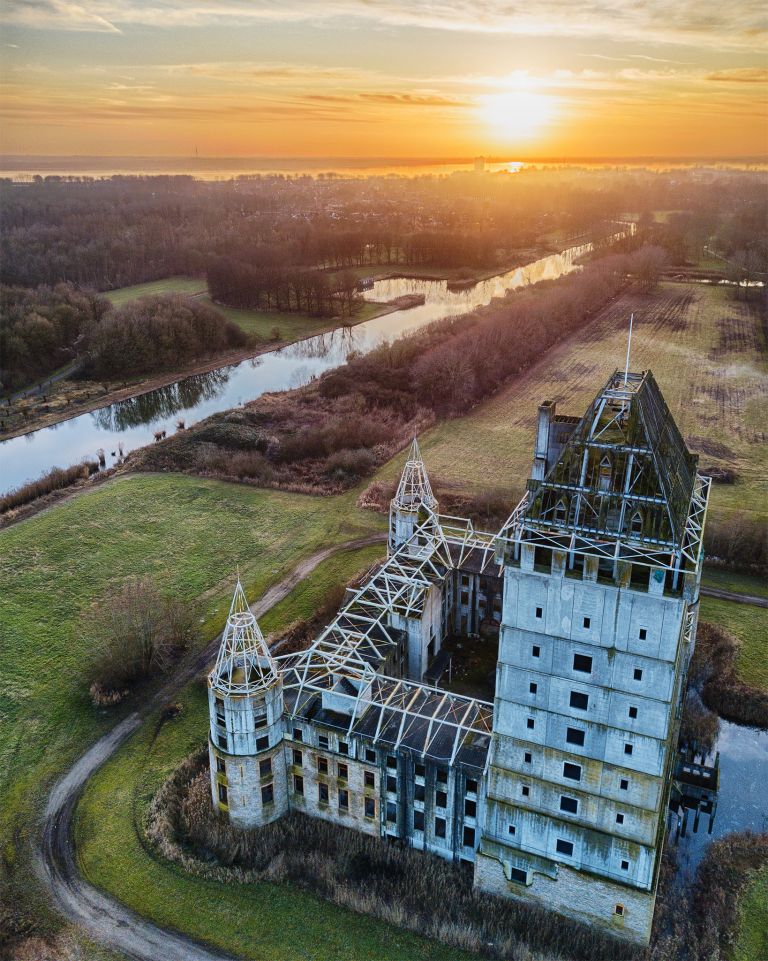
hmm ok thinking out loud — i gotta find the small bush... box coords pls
[0,461,94,514]
[84,576,198,697]
[325,447,377,480]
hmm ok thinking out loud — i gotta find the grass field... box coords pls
[377,283,767,524]
[701,569,768,600]
[199,296,389,340]
[104,276,206,305]
[0,474,385,941]
[732,864,768,961]
[698,596,768,691]
[74,541,474,961]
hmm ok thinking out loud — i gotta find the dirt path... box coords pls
[700,586,768,609]
[33,533,387,961]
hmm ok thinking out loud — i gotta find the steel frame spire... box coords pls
[209,578,279,696]
[393,437,438,512]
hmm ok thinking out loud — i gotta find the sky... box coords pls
[1,1,767,159]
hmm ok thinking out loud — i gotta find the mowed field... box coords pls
[0,474,385,945]
[385,283,766,523]
[104,276,206,305]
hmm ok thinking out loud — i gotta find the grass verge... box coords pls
[732,863,768,961]
[699,599,768,692]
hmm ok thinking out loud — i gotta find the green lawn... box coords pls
[732,864,768,961]
[0,474,384,939]
[699,596,768,691]
[200,296,389,340]
[74,540,472,961]
[702,568,768,600]
[104,277,206,305]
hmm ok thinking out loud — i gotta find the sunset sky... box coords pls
[2,1,767,159]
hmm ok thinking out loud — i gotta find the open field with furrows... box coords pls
[376,283,766,523]
[74,542,480,961]
[0,474,385,948]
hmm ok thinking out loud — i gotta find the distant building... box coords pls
[208,370,712,944]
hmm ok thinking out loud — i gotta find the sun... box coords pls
[478,89,558,143]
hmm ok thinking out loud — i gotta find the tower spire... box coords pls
[209,577,278,696]
[393,436,438,512]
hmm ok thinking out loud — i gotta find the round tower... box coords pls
[389,437,439,554]
[208,579,288,827]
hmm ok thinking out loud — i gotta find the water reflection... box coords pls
[92,369,231,431]
[0,234,623,495]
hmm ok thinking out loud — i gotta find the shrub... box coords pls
[0,461,95,514]
[84,576,198,696]
[690,622,768,728]
[704,513,767,575]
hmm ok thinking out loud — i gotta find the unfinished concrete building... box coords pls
[208,369,712,944]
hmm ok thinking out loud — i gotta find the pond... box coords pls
[0,236,611,496]
[672,720,768,879]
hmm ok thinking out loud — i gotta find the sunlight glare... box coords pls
[479,90,558,143]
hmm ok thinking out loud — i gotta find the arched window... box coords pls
[598,455,612,493]
[630,511,643,535]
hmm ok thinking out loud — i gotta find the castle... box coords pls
[207,369,711,944]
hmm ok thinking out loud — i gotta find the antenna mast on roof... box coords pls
[623,313,634,387]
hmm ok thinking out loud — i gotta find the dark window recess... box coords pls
[216,756,225,774]
[556,839,574,856]
[508,824,516,836]
[364,797,376,819]
[615,904,625,917]
[253,713,267,729]
[387,754,397,769]
[256,735,269,752]
[535,607,543,619]
[386,775,397,793]
[319,783,329,803]
[570,691,589,710]
[338,763,348,781]
[364,771,375,789]
[415,783,426,802]
[318,757,328,774]
[527,718,535,730]
[294,775,304,795]
[465,799,477,818]
[319,734,329,749]
[629,706,638,719]
[560,796,578,814]
[338,741,349,756]
[616,813,625,825]
[532,645,541,658]
[218,783,228,805]
[259,758,272,778]
[414,810,425,831]
[624,743,633,756]
[521,785,530,797]
[217,734,227,749]
[566,727,585,746]
[563,762,582,781]
[436,790,448,809]
[639,628,647,641]
[415,763,426,778]
[339,789,349,810]
[524,752,532,764]
[510,867,527,884]
[293,728,303,742]
[620,778,629,791]
[573,654,593,674]
[529,682,538,695]
[436,768,448,784]
[466,778,478,793]
[435,817,447,839]
[633,668,643,682]
[292,749,303,766]
[261,783,273,805]
[621,859,630,871]
[463,826,476,848]
[386,802,397,822]
[582,616,591,629]
[365,749,377,763]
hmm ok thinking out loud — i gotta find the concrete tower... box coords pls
[389,437,439,555]
[476,370,710,944]
[208,579,288,826]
